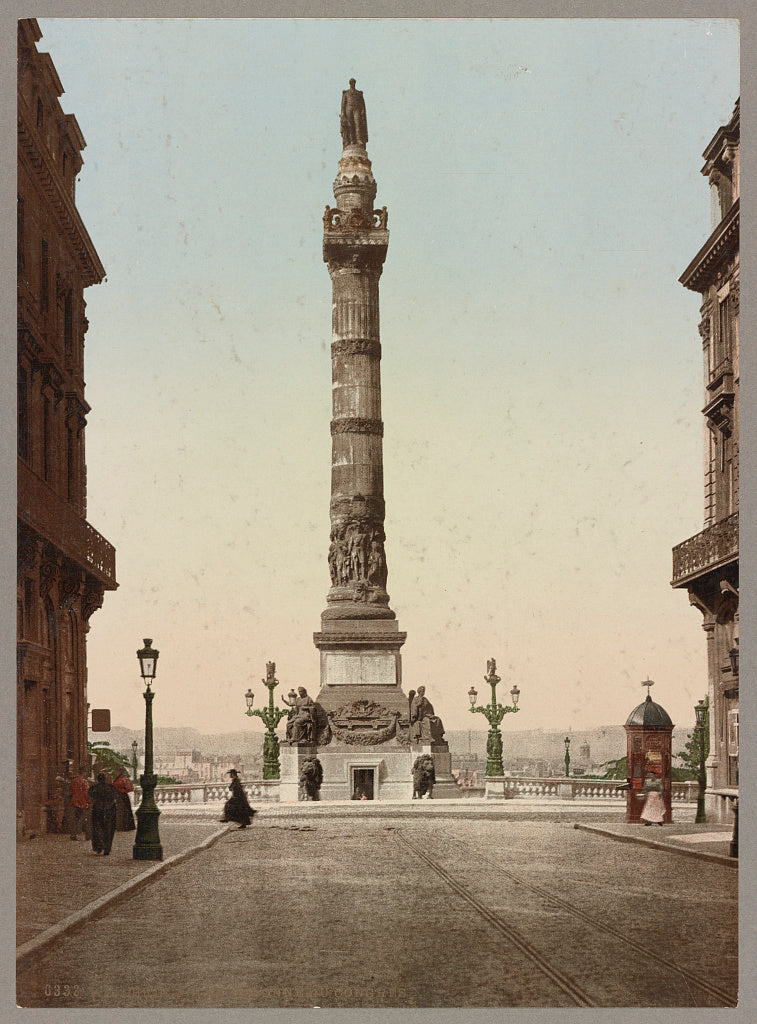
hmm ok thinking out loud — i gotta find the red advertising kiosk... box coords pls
[623,680,674,824]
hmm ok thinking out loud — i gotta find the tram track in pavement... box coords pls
[391,828,598,1007]
[391,827,736,1008]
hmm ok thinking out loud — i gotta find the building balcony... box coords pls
[18,458,117,588]
[671,512,738,587]
[703,357,736,434]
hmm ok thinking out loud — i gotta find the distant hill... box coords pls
[90,724,263,759]
[94,722,693,767]
[445,724,693,767]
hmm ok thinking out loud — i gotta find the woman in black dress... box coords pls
[90,773,118,855]
[221,769,256,828]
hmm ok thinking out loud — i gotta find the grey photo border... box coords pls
[2,2,753,1023]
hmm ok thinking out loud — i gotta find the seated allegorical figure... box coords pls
[409,686,445,744]
[282,687,332,746]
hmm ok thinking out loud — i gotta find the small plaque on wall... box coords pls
[90,709,111,732]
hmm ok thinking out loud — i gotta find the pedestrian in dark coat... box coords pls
[90,773,118,855]
[113,767,136,831]
[220,769,256,828]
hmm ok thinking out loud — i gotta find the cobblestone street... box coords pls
[16,811,737,1009]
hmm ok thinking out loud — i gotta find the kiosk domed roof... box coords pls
[625,694,673,728]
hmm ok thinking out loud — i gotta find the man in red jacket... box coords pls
[68,765,91,841]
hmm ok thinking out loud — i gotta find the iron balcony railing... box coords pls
[18,459,116,586]
[672,512,738,587]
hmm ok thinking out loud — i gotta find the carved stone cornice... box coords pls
[331,417,383,437]
[313,630,407,647]
[332,338,381,359]
[680,199,739,293]
[17,104,105,287]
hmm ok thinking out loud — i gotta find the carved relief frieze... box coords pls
[327,699,403,745]
[58,565,84,612]
[330,417,383,437]
[332,338,381,359]
[323,205,388,232]
[328,508,388,593]
[39,554,60,599]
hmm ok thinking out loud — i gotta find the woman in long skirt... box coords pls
[113,767,136,831]
[640,774,666,826]
[90,773,118,855]
[220,769,256,829]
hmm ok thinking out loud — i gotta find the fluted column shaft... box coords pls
[321,137,392,620]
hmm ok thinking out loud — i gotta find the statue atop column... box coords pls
[340,78,368,147]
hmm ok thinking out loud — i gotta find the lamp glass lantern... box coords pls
[729,641,739,676]
[564,736,571,750]
[468,686,478,707]
[510,685,520,707]
[245,688,255,711]
[137,639,159,687]
[695,699,708,728]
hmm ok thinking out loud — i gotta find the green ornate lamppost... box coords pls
[133,639,163,861]
[564,735,571,778]
[245,661,290,780]
[694,698,708,824]
[131,739,139,785]
[467,658,521,777]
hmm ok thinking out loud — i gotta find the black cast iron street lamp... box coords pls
[564,735,571,778]
[467,658,520,776]
[131,739,139,785]
[133,639,163,861]
[245,661,290,779]
[694,698,708,825]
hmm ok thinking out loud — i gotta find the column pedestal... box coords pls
[279,743,318,802]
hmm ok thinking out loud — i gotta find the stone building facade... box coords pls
[672,99,739,822]
[17,19,117,834]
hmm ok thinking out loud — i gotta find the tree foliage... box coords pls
[676,695,710,781]
[599,756,628,780]
[87,740,131,776]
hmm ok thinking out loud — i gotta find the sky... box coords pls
[35,17,740,740]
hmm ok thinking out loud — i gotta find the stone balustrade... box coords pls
[133,780,281,805]
[502,778,699,801]
[133,778,700,805]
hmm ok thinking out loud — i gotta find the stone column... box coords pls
[322,145,391,622]
[314,83,407,721]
